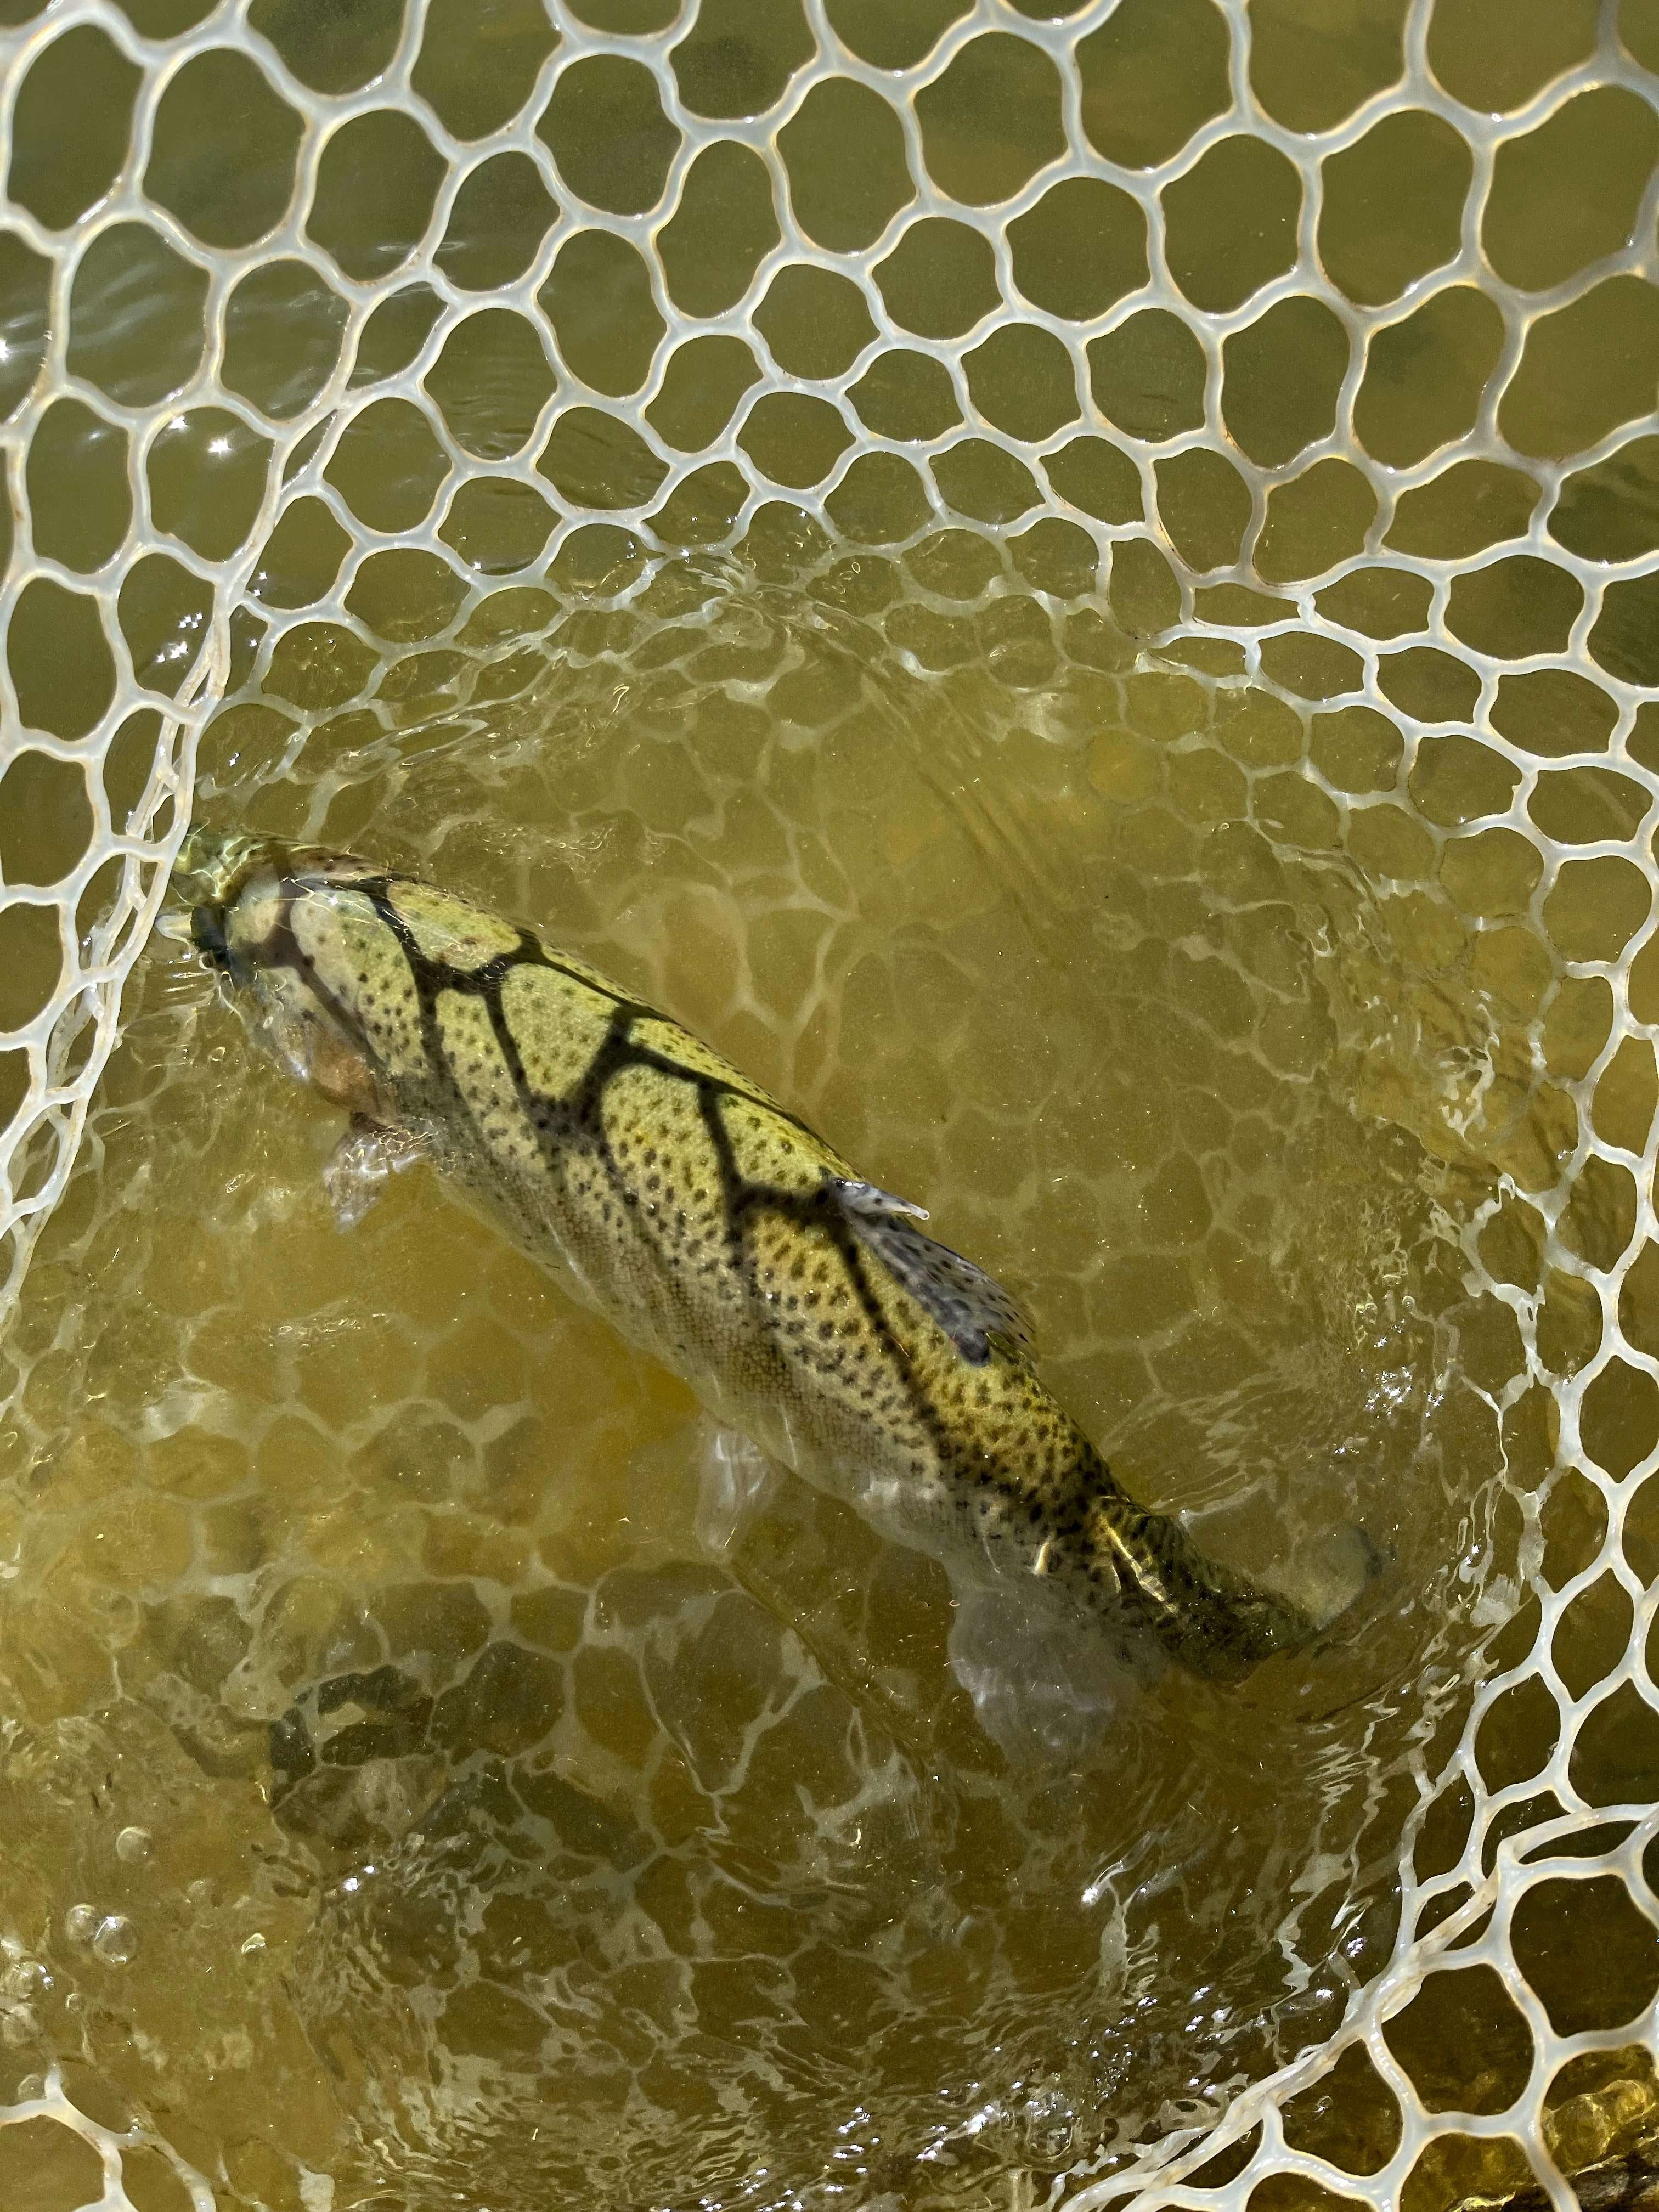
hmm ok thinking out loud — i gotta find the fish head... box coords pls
[170,832,393,1119]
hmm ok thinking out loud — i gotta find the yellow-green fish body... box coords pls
[176,833,1365,1685]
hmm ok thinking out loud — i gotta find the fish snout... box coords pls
[170,827,273,908]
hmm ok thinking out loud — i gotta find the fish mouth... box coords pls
[166,829,278,983]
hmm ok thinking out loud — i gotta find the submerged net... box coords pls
[1,0,1658,2205]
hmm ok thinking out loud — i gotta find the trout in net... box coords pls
[169,829,1379,1691]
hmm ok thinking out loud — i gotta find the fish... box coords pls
[169,829,1376,1690]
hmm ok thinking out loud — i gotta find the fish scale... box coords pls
[175,829,1374,1690]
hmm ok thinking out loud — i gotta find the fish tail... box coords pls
[1075,1448,1340,1684]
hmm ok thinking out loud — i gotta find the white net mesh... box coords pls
[3,0,1658,2206]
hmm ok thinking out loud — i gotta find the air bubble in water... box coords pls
[63,1904,98,1944]
[92,1915,138,1966]
[115,1825,151,1863]
[1,1958,43,2001]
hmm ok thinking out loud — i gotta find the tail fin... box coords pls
[1284,1519,1386,1635]
[1084,1472,1383,1685]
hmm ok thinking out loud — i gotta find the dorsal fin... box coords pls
[835,1179,1034,1365]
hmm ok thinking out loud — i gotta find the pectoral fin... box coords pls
[323,1114,426,1231]
[836,1179,1034,1365]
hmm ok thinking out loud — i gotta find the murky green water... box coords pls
[0,590,1567,2205]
